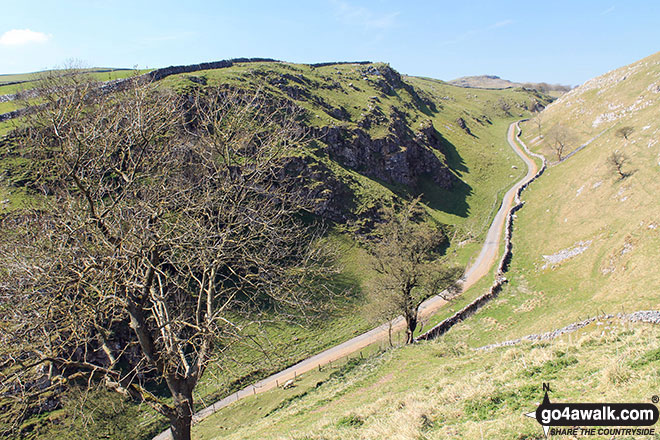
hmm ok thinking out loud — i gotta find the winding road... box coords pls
[461,121,539,289]
[154,120,540,439]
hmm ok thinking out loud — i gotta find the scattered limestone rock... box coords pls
[476,311,660,351]
[455,117,472,135]
[542,240,592,269]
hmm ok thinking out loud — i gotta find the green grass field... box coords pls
[0,68,150,98]
[193,320,660,440]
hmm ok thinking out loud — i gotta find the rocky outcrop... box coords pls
[456,117,473,135]
[320,112,454,189]
[363,64,404,95]
[281,156,353,223]
[361,64,437,112]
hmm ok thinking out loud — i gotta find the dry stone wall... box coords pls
[417,121,546,342]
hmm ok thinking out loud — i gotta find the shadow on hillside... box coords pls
[435,130,468,178]
[419,131,471,218]
[418,176,471,218]
[366,131,472,219]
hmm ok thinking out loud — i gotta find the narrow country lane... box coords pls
[154,120,539,439]
[460,121,539,290]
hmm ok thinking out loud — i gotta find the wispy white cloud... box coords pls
[438,19,514,47]
[0,29,51,46]
[601,5,615,15]
[492,19,514,28]
[331,0,400,31]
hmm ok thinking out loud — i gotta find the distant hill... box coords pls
[450,74,572,97]
[449,74,521,89]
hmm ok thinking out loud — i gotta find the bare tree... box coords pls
[366,199,462,344]
[607,151,630,179]
[532,110,544,138]
[365,281,401,347]
[0,71,337,440]
[615,126,634,141]
[547,124,576,161]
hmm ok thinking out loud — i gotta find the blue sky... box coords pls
[1,0,659,85]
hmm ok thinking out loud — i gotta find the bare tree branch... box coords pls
[1,71,339,440]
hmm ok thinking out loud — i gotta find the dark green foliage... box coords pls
[522,355,579,378]
[630,347,660,368]
[336,414,364,427]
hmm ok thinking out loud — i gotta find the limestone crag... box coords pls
[321,111,454,189]
[281,156,354,223]
[362,64,437,112]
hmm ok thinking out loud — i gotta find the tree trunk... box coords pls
[388,321,393,347]
[170,413,192,440]
[168,381,195,440]
[405,313,417,344]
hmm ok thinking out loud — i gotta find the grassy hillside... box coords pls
[165,62,550,262]
[192,318,660,440]
[0,61,551,439]
[0,68,148,96]
[436,51,660,348]
[1,61,550,265]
